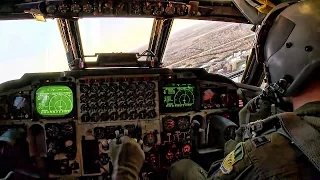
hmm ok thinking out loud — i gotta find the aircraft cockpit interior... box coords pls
[0,0,276,179]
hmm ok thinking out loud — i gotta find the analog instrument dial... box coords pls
[163,117,175,132]
[100,84,108,92]
[94,127,105,139]
[143,132,157,147]
[80,84,90,93]
[91,113,100,122]
[177,116,190,131]
[105,126,117,139]
[81,113,90,122]
[45,124,60,138]
[61,123,74,136]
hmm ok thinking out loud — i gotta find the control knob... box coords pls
[100,153,110,165]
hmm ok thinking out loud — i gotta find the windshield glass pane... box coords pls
[163,19,254,82]
[78,18,154,60]
[0,20,68,84]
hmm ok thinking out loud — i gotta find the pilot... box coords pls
[109,0,320,179]
[167,0,320,179]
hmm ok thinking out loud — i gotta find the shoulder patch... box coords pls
[234,142,244,163]
[220,143,244,174]
[251,136,271,147]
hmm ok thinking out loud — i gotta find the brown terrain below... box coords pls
[136,21,255,75]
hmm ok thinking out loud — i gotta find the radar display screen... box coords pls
[35,85,73,117]
[162,83,195,111]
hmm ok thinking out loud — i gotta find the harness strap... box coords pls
[277,112,320,172]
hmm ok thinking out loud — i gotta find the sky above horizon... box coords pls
[0,18,203,83]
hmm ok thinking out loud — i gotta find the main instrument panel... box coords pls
[0,68,241,179]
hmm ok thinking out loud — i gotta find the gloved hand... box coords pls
[109,136,145,180]
[239,95,271,126]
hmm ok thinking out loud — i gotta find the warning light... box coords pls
[239,99,244,107]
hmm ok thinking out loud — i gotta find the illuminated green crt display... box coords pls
[35,85,73,117]
[163,83,195,108]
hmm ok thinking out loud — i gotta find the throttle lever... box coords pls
[115,130,121,144]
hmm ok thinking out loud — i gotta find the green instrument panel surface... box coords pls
[35,85,73,117]
[163,83,195,108]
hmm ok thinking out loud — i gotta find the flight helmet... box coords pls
[254,0,320,96]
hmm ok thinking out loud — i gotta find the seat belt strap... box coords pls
[277,113,320,172]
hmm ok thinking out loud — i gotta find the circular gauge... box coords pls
[101,113,109,121]
[108,95,117,102]
[83,4,93,13]
[100,84,108,92]
[100,103,107,110]
[165,4,175,15]
[58,4,68,13]
[138,82,147,91]
[109,112,119,121]
[80,94,88,103]
[129,83,137,91]
[100,95,108,102]
[108,102,117,110]
[146,100,155,108]
[177,117,190,131]
[119,83,128,91]
[80,84,90,93]
[143,2,152,15]
[61,123,74,136]
[91,113,100,122]
[119,111,128,120]
[129,111,138,120]
[105,126,116,139]
[46,5,57,14]
[143,133,157,147]
[138,111,147,119]
[89,94,99,102]
[132,3,141,14]
[118,95,126,102]
[109,83,118,92]
[147,110,157,119]
[174,88,194,106]
[70,4,81,13]
[81,113,90,122]
[46,124,60,137]
[146,91,155,99]
[147,82,156,90]
[163,118,175,132]
[94,127,105,139]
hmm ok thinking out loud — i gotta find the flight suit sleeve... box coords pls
[211,142,254,180]
[110,137,145,180]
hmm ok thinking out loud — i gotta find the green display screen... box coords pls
[162,83,195,108]
[35,85,73,117]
